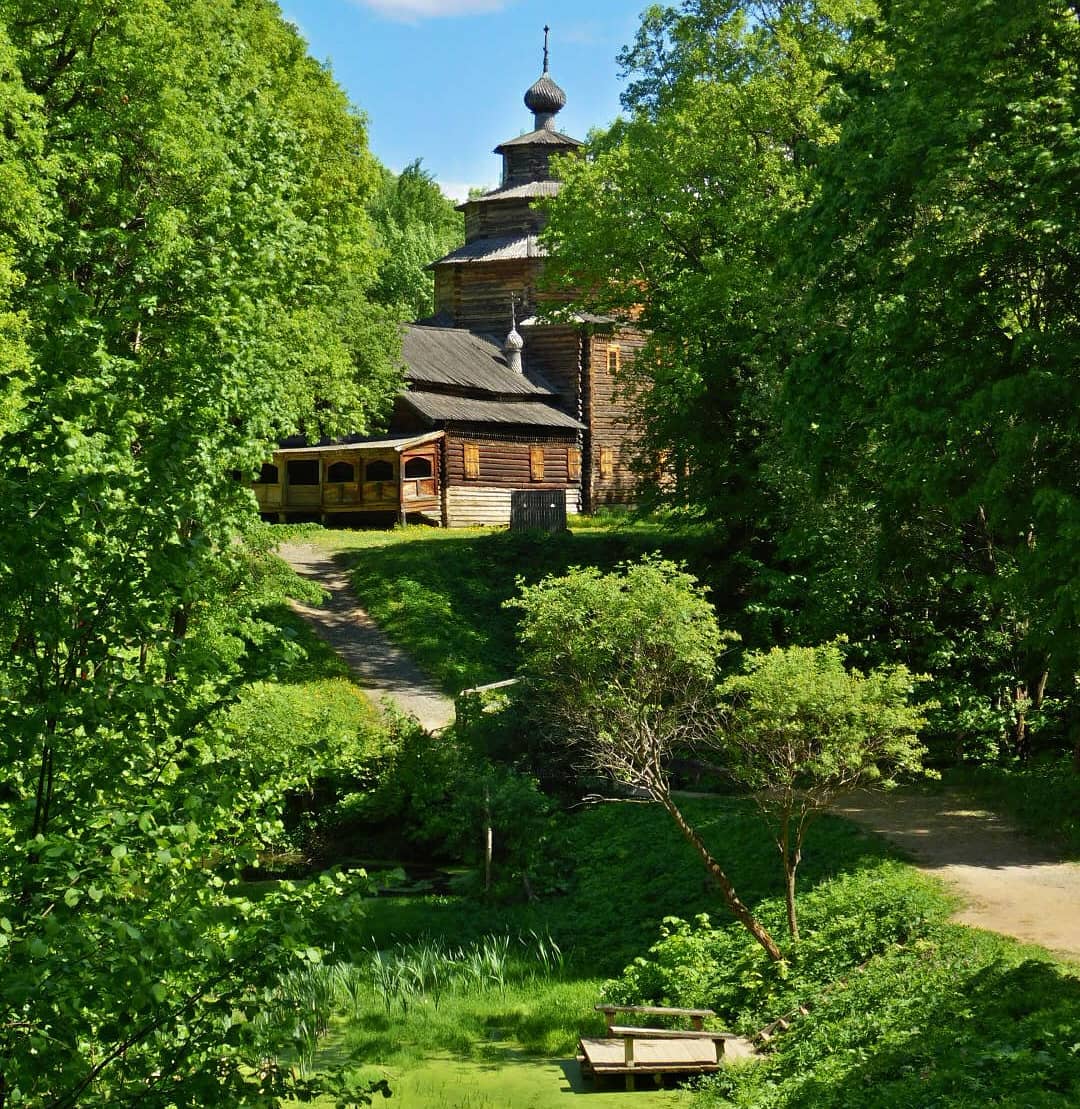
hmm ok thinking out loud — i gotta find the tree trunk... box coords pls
[1013,684,1030,762]
[784,858,799,943]
[657,792,783,962]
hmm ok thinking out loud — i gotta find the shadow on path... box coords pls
[836,789,1080,962]
[278,541,455,733]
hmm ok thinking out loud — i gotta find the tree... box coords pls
[510,556,784,962]
[0,0,399,1101]
[540,0,875,525]
[718,642,929,941]
[368,159,463,321]
[783,0,1080,758]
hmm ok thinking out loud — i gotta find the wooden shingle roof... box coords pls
[457,180,561,211]
[400,391,584,430]
[430,234,546,266]
[402,326,555,395]
[494,127,582,152]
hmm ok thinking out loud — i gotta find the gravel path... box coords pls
[278,541,455,733]
[835,789,1080,962]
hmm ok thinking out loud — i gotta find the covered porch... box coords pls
[251,431,444,523]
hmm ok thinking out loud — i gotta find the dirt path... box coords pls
[278,541,455,733]
[835,789,1080,962]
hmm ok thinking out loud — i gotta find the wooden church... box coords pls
[253,33,644,528]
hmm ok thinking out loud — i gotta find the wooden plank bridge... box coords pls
[578,1005,755,1090]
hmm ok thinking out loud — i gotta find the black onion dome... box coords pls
[524,73,566,116]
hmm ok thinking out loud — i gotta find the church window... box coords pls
[599,446,614,480]
[567,446,581,481]
[463,442,480,480]
[530,445,545,481]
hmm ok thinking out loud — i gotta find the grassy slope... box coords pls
[230,604,382,745]
[297,795,1080,1106]
[278,525,1080,1105]
[306,520,743,694]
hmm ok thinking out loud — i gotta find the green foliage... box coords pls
[0,0,400,1101]
[510,555,735,773]
[306,791,1080,1108]
[606,862,952,1022]
[322,520,725,695]
[698,935,1080,1108]
[542,0,874,522]
[358,714,562,897]
[783,0,1080,747]
[720,643,929,797]
[367,159,463,320]
[718,641,930,939]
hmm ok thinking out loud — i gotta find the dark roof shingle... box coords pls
[402,325,555,395]
[401,392,584,430]
[494,128,583,152]
[430,235,546,266]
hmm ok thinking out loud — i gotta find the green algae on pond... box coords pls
[338,1049,692,1108]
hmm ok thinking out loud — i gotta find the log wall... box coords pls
[435,262,536,333]
[433,262,574,335]
[464,198,544,242]
[522,326,582,418]
[586,327,648,508]
[444,429,581,489]
[445,485,581,528]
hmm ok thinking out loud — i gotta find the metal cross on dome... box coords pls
[543,25,550,73]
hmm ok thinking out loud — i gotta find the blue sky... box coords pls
[278,0,644,200]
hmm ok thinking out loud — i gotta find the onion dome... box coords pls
[525,26,566,130]
[504,325,525,352]
[524,73,567,118]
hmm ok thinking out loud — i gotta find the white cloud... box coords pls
[437,180,493,203]
[353,0,509,21]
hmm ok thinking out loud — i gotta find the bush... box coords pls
[604,862,954,1030]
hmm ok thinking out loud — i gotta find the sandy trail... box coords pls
[278,541,455,733]
[835,789,1080,962]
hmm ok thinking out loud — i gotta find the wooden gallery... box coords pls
[252,40,643,529]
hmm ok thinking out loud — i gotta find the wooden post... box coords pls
[483,784,493,894]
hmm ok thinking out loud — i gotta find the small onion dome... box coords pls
[504,324,525,373]
[524,73,566,118]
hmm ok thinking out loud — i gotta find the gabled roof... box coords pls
[430,234,546,266]
[400,392,584,430]
[402,325,555,396]
[494,127,583,153]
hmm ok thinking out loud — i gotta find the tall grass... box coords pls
[261,931,567,1073]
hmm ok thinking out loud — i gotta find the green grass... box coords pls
[299,520,744,694]
[942,759,1080,860]
[280,792,1080,1107]
[227,604,382,764]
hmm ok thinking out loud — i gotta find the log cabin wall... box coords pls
[586,327,648,508]
[434,261,536,333]
[441,428,581,527]
[503,144,562,186]
[433,262,573,335]
[443,428,579,487]
[521,326,582,419]
[464,198,544,241]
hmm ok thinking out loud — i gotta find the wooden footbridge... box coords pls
[578,1005,755,1090]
